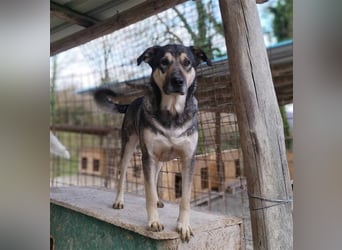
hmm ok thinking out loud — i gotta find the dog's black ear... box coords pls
[137,46,161,66]
[189,46,212,66]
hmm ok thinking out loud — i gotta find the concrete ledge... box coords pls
[50,186,242,249]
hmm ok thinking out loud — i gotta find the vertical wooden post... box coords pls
[215,111,225,191]
[218,0,293,249]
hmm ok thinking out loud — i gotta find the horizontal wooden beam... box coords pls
[50,2,99,28]
[51,0,187,56]
[50,125,119,136]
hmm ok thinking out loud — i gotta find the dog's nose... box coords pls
[171,77,184,86]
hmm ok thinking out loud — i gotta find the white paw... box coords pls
[148,221,164,232]
[176,222,194,242]
[157,200,164,208]
[112,200,124,209]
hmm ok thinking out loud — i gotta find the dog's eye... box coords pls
[183,59,191,67]
[160,58,169,67]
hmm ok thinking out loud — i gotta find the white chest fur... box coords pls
[143,121,198,162]
[161,94,186,115]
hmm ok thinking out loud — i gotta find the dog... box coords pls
[94,44,211,242]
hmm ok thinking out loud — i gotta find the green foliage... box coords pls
[269,0,293,42]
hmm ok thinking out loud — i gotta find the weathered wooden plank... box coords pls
[218,0,293,249]
[50,187,242,249]
[50,124,120,135]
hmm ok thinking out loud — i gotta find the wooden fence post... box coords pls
[218,0,293,249]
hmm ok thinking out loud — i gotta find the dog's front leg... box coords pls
[113,135,138,209]
[155,162,164,208]
[142,154,164,232]
[177,155,196,242]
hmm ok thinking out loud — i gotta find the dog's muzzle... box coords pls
[164,76,186,95]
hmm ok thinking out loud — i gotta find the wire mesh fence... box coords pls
[50,1,292,249]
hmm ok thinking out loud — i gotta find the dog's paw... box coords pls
[148,221,164,232]
[157,200,164,208]
[176,222,194,242]
[112,201,124,209]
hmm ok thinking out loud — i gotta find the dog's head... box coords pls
[137,44,211,96]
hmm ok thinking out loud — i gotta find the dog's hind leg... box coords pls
[155,162,164,208]
[176,155,196,242]
[142,155,164,232]
[113,134,138,209]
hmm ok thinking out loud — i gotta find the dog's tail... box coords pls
[93,88,129,114]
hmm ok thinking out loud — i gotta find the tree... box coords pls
[269,0,293,42]
[81,35,115,84]
[157,0,225,58]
